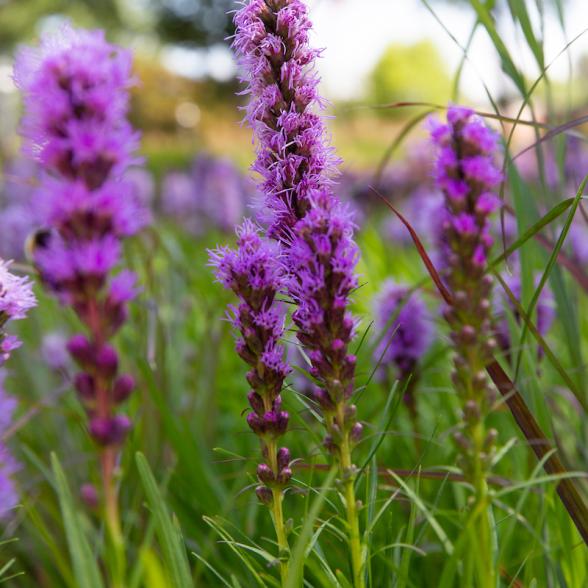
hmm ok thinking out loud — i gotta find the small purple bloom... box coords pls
[373,281,433,378]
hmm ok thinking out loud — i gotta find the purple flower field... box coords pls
[0,1,588,586]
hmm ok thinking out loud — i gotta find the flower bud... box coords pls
[95,345,118,379]
[112,373,135,403]
[74,372,95,402]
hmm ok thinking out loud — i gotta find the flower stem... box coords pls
[101,447,125,587]
[267,440,290,585]
[271,488,290,586]
[471,424,495,588]
[339,432,364,588]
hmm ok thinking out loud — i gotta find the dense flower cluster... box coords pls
[430,105,501,480]
[233,0,338,240]
[286,191,362,453]
[210,220,291,503]
[15,25,147,447]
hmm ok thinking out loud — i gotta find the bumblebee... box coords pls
[24,228,54,264]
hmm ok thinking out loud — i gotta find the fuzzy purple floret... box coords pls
[374,281,433,377]
[0,260,36,365]
[233,0,339,240]
[15,24,145,447]
[430,105,501,270]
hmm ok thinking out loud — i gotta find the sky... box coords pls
[310,0,588,102]
[160,0,588,106]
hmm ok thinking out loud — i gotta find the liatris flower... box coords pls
[494,268,555,361]
[234,0,362,456]
[233,0,339,241]
[430,105,501,586]
[0,369,20,519]
[209,220,292,582]
[14,24,147,449]
[0,259,36,364]
[210,220,292,502]
[233,4,364,584]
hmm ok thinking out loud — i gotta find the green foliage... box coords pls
[369,41,453,114]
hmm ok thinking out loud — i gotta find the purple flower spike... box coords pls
[430,105,501,481]
[233,0,362,459]
[209,220,292,497]
[15,24,145,448]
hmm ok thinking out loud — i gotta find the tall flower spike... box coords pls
[233,3,364,586]
[209,220,292,582]
[15,24,147,548]
[430,105,501,588]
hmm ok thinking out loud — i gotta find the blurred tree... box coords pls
[0,0,123,49]
[148,0,236,46]
[370,40,453,115]
[0,0,238,49]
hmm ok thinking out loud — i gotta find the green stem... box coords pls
[268,440,290,586]
[340,432,364,588]
[470,424,495,588]
[102,447,126,587]
[271,488,290,586]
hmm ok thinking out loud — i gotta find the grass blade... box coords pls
[50,454,103,588]
[135,452,193,588]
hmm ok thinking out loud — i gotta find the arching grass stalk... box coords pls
[430,105,503,588]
